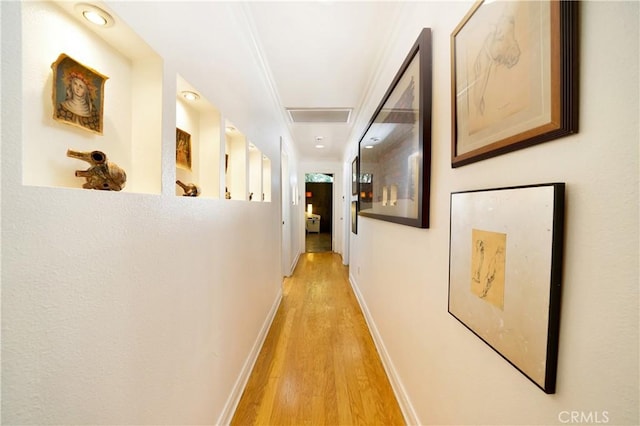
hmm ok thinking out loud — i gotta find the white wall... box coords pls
[1,2,283,424]
[281,138,302,276]
[349,1,639,425]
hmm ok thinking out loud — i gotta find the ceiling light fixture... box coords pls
[315,145,325,149]
[365,145,374,149]
[181,91,200,101]
[76,3,114,27]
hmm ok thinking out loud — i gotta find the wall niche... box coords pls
[21,1,162,194]
[175,75,221,198]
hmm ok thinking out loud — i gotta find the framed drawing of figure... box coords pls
[51,53,108,135]
[176,128,192,170]
[451,0,578,167]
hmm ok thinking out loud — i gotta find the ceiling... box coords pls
[245,2,403,162]
[104,1,407,163]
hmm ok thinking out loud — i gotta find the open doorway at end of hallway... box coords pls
[304,173,333,253]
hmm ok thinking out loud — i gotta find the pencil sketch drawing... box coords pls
[472,4,521,116]
[471,229,507,310]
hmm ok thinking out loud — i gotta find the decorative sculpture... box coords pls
[67,149,126,191]
[176,180,200,197]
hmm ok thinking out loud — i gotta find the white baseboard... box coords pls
[216,289,283,425]
[348,273,420,426]
[288,251,301,277]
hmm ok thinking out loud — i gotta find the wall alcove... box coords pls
[224,122,247,201]
[21,1,163,194]
[248,143,263,202]
[262,155,272,202]
[175,75,221,199]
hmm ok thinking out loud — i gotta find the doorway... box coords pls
[304,173,333,253]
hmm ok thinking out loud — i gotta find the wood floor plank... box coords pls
[231,253,405,426]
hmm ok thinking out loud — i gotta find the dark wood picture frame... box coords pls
[451,0,578,167]
[358,28,432,228]
[448,183,565,393]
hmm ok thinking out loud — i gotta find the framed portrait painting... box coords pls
[176,128,192,170]
[51,53,108,135]
[448,183,565,393]
[451,0,578,167]
[358,28,432,228]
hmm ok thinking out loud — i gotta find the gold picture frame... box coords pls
[451,0,578,167]
[51,53,108,135]
[176,128,192,170]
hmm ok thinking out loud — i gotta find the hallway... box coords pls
[231,253,405,425]
[305,232,332,253]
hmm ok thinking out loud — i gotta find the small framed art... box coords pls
[351,200,358,235]
[352,156,359,196]
[448,183,565,393]
[451,0,578,167]
[176,128,192,170]
[51,53,108,135]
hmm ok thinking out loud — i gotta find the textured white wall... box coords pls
[1,2,283,424]
[350,1,639,425]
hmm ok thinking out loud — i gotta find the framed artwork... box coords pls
[51,53,108,135]
[176,128,192,170]
[351,156,359,196]
[451,0,579,167]
[358,28,432,228]
[448,183,565,393]
[351,200,358,235]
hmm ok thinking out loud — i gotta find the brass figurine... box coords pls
[67,149,126,191]
[176,180,200,197]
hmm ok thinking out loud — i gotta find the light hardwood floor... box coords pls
[231,252,405,426]
[305,232,332,253]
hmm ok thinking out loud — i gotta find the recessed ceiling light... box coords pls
[365,145,374,149]
[75,3,114,27]
[315,144,325,149]
[181,91,200,101]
